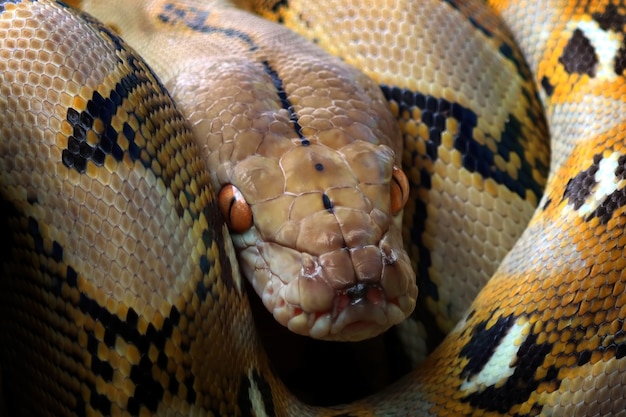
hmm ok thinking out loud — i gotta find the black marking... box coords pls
[238,369,276,417]
[592,4,626,75]
[586,187,626,224]
[271,0,289,13]
[493,114,544,199]
[123,121,135,141]
[66,265,78,287]
[0,199,222,416]
[575,149,626,220]
[583,320,626,361]
[498,42,529,82]
[542,197,552,210]
[612,46,626,78]
[411,182,438,307]
[559,28,598,76]
[563,153,601,210]
[158,3,258,51]
[26,192,38,204]
[200,214,236,292]
[59,255,190,415]
[199,255,211,274]
[64,6,126,54]
[62,69,151,173]
[592,4,626,33]
[461,322,558,414]
[1,213,107,416]
[577,349,592,366]
[618,341,626,359]
[262,60,306,140]
[89,391,112,416]
[459,315,516,379]
[0,200,220,416]
[322,193,334,212]
[251,370,275,416]
[101,310,119,347]
[157,351,168,368]
[540,76,554,96]
[91,355,114,382]
[617,154,626,180]
[26,216,65,264]
[380,85,542,200]
[60,44,215,232]
[168,377,179,399]
[201,229,212,248]
[468,15,492,38]
[442,0,492,38]
[184,375,196,403]
[127,356,165,413]
[443,0,538,84]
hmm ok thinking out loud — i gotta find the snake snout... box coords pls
[240,238,416,341]
[338,281,384,310]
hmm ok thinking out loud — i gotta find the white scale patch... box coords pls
[569,19,622,80]
[247,370,270,417]
[577,152,625,217]
[460,318,530,393]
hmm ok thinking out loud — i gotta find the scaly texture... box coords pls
[64,0,418,342]
[1,0,626,416]
[255,0,550,361]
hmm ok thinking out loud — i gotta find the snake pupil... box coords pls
[218,184,253,233]
[322,193,334,212]
[390,166,410,215]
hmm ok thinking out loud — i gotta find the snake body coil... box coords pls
[1,0,626,416]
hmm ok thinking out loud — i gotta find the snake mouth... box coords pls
[276,287,410,341]
[236,239,416,341]
[231,207,417,340]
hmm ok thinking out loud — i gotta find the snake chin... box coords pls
[233,225,417,341]
[292,296,410,341]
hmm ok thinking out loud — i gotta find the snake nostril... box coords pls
[382,247,397,265]
[344,281,384,305]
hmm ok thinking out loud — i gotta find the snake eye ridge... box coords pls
[218,184,253,233]
[390,166,410,215]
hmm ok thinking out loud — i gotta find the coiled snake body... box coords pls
[1,0,625,415]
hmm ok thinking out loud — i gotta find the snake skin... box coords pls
[257,0,551,362]
[1,0,626,416]
[65,0,421,344]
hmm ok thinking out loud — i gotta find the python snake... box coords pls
[1,0,626,415]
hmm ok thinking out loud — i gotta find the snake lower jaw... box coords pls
[255,263,417,341]
[236,236,417,340]
[269,292,413,341]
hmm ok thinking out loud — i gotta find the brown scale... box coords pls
[3,0,626,416]
[260,0,550,368]
[0,1,260,416]
[559,28,599,76]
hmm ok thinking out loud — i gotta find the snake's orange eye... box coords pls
[390,166,410,215]
[218,184,253,233]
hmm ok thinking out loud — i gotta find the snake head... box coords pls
[172,42,418,341]
[217,139,416,341]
